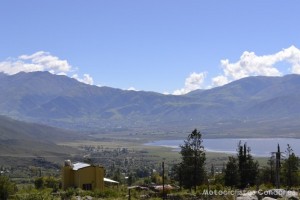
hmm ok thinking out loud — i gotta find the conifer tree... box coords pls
[282,144,300,188]
[237,142,259,188]
[224,141,259,189]
[224,156,239,188]
[179,129,206,191]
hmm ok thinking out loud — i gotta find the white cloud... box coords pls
[211,75,229,87]
[0,51,96,86]
[19,51,71,72]
[212,45,300,86]
[127,87,137,91]
[72,74,94,85]
[0,51,72,75]
[173,72,206,95]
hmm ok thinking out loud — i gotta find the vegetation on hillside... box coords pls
[1,72,300,137]
[1,129,300,199]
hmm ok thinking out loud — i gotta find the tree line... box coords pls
[171,129,300,191]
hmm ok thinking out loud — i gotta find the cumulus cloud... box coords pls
[127,87,138,91]
[211,75,229,87]
[19,51,71,72]
[72,74,94,85]
[174,46,300,93]
[0,51,72,75]
[173,72,206,95]
[212,45,300,87]
[0,51,96,85]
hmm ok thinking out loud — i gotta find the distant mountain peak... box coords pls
[0,72,300,137]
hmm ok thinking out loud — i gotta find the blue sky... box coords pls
[1,0,300,94]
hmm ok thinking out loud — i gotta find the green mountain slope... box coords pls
[0,115,80,158]
[0,72,300,137]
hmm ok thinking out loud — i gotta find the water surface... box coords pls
[145,138,300,157]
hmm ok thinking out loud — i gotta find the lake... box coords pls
[145,138,300,157]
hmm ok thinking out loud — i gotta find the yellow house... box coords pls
[62,160,105,191]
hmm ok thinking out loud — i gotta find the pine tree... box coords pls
[282,144,300,188]
[237,142,259,188]
[179,129,206,191]
[210,164,215,177]
[224,141,259,189]
[224,156,239,188]
[237,142,248,188]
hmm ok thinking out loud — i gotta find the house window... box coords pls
[82,183,92,190]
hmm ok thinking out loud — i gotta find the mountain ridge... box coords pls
[0,71,299,137]
[0,115,81,161]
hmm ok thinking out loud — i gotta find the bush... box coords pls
[94,188,119,198]
[34,177,44,189]
[65,187,76,198]
[0,176,17,200]
[34,176,60,191]
[44,176,59,192]
[15,187,57,199]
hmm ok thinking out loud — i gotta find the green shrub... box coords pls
[13,189,53,200]
[94,188,119,198]
[34,177,44,189]
[34,176,60,191]
[0,176,17,200]
[65,187,76,198]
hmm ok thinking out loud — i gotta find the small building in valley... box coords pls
[62,160,105,191]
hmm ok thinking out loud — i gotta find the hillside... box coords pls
[0,72,300,137]
[0,115,81,162]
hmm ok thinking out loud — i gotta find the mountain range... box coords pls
[0,71,300,137]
